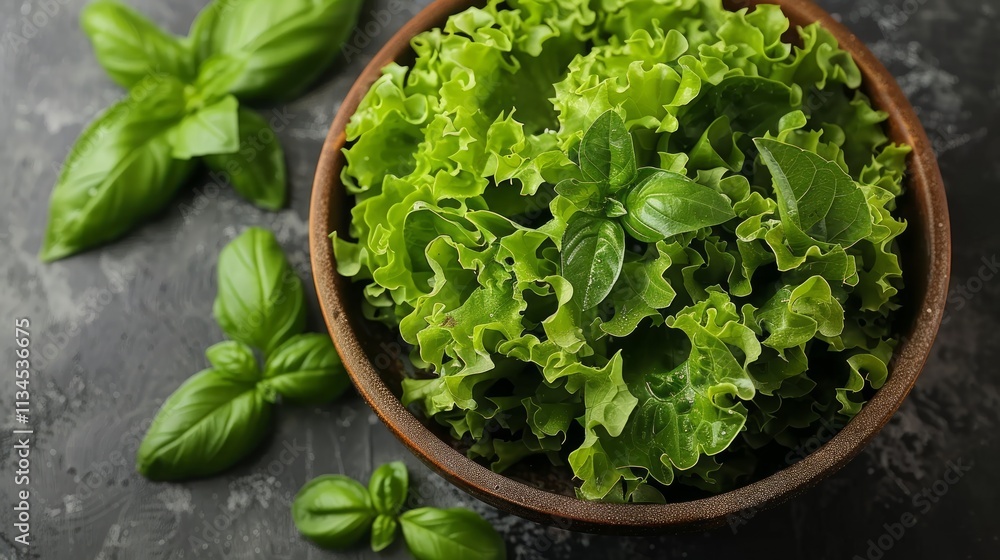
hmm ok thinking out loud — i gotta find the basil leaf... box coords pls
[205,341,259,379]
[554,178,606,216]
[40,80,195,261]
[136,369,272,480]
[371,514,398,552]
[190,52,248,103]
[204,108,287,210]
[80,0,194,89]
[213,227,307,355]
[293,475,375,549]
[261,334,350,405]
[399,508,506,560]
[605,198,627,218]
[579,110,637,191]
[169,95,240,160]
[368,461,408,515]
[621,168,736,242]
[189,0,366,102]
[754,138,873,247]
[187,0,221,63]
[561,214,625,310]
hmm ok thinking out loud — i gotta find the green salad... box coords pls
[334,0,909,502]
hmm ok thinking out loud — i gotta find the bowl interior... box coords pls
[310,0,951,533]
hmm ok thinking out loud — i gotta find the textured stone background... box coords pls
[0,0,997,559]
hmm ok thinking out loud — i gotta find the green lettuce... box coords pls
[334,0,908,502]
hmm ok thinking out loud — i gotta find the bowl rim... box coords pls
[309,0,951,533]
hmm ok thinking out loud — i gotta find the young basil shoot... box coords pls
[293,462,507,559]
[559,110,735,310]
[42,0,365,261]
[137,228,349,481]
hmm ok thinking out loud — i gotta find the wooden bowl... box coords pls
[309,0,951,533]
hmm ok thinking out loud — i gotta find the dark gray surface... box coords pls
[1,0,997,559]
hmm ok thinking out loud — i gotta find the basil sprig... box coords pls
[558,110,736,310]
[293,462,507,559]
[137,228,351,480]
[42,0,364,261]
